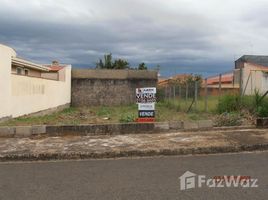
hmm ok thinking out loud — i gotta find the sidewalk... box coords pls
[0,128,267,161]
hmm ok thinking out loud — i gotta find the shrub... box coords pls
[119,113,136,123]
[217,95,240,113]
[214,113,242,127]
[240,95,255,112]
[256,99,268,117]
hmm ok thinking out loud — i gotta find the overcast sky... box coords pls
[1,0,268,77]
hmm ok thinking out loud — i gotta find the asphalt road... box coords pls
[0,152,267,200]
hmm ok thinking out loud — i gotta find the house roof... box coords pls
[206,73,233,85]
[12,57,49,72]
[46,65,64,72]
[236,55,268,67]
[158,74,192,86]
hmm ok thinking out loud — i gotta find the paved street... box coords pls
[0,151,267,200]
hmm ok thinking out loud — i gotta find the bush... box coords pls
[119,113,136,123]
[217,95,240,113]
[240,95,255,112]
[214,113,242,127]
[217,93,268,118]
[256,99,268,117]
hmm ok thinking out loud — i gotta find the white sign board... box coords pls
[136,87,156,103]
[138,103,155,110]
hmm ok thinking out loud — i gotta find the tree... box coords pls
[104,53,113,69]
[113,59,129,69]
[96,53,129,69]
[96,59,104,68]
[138,62,147,70]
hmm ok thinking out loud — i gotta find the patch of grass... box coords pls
[217,92,268,118]
[61,107,77,114]
[0,98,219,126]
[96,107,111,117]
[119,113,136,123]
[188,113,200,121]
[158,96,218,113]
[0,107,80,126]
[159,100,181,111]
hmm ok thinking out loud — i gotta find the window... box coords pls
[16,67,22,75]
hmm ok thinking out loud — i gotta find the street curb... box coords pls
[0,143,267,162]
[0,121,257,138]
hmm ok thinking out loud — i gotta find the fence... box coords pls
[157,71,240,113]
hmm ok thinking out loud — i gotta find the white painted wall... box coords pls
[0,44,16,118]
[11,66,71,117]
[0,44,71,119]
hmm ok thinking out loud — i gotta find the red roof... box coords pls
[43,65,64,72]
[206,73,233,85]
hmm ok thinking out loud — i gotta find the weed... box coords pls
[96,107,111,116]
[119,113,136,123]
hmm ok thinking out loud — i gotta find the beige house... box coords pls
[235,55,268,95]
[0,44,71,120]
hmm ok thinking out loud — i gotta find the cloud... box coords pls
[0,0,268,76]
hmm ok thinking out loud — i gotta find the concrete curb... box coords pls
[0,143,267,162]
[0,121,257,138]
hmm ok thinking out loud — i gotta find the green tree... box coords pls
[96,53,129,69]
[138,62,148,70]
[113,59,129,69]
[104,53,113,69]
[96,58,104,69]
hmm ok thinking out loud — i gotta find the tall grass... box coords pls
[217,91,268,117]
[159,96,218,113]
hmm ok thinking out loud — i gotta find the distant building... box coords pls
[235,55,268,95]
[200,72,239,96]
[206,73,235,87]
[235,55,268,69]
[158,74,192,87]
[0,44,71,120]
[201,55,268,96]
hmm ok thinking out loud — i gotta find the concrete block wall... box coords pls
[71,69,158,106]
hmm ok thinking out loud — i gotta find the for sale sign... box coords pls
[136,88,156,94]
[138,110,155,118]
[138,103,155,110]
[136,87,156,103]
[136,87,156,122]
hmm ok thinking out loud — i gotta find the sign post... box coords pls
[136,87,156,122]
